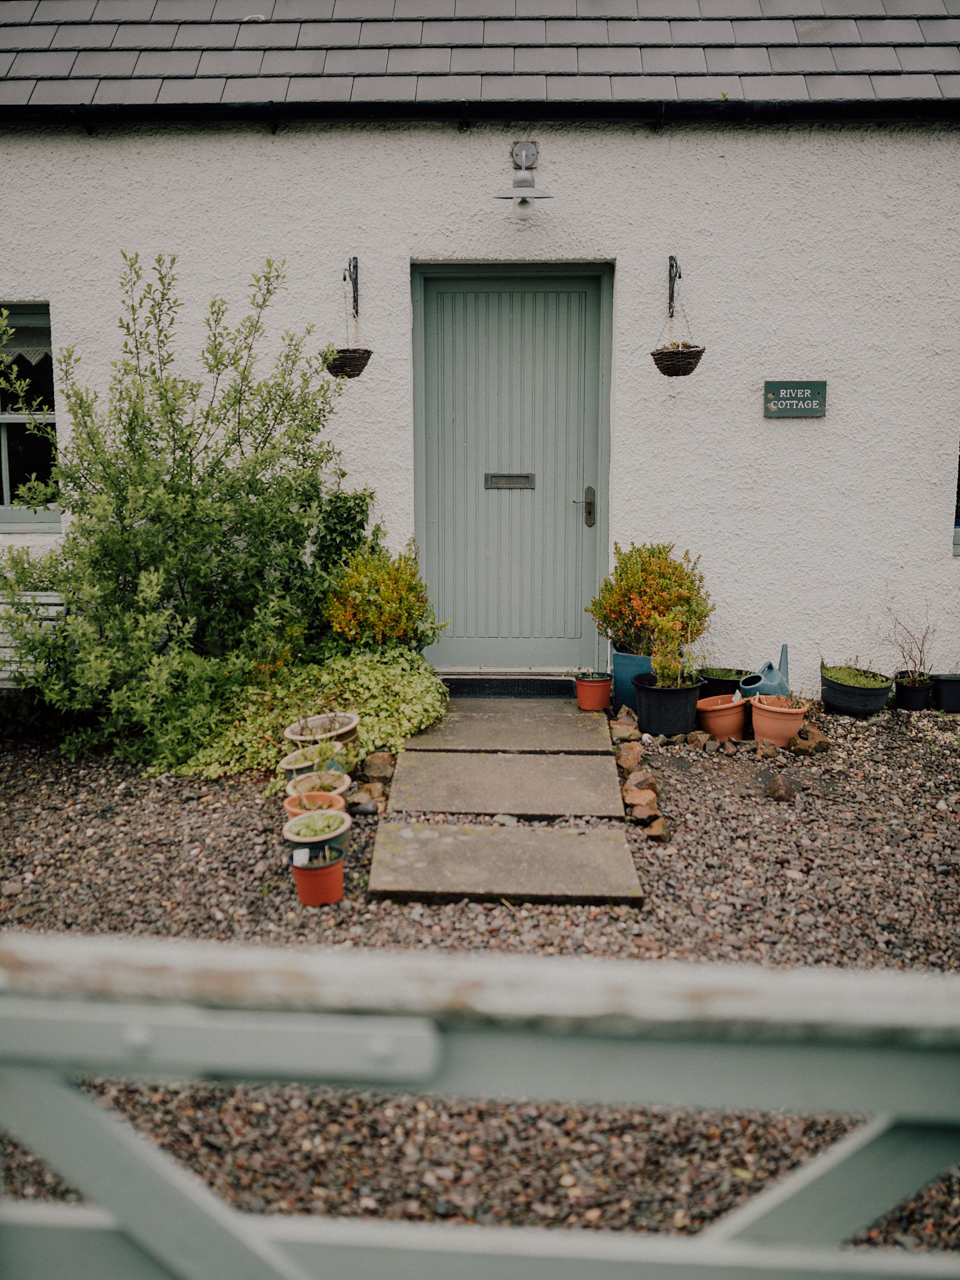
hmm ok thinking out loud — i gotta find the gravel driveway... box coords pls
[2,705,960,1251]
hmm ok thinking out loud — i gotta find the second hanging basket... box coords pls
[651,343,705,378]
[326,348,372,379]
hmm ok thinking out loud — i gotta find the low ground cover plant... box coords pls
[820,664,890,688]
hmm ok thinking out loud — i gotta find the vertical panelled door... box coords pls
[417,270,607,671]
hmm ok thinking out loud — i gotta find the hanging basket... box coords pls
[326,348,371,379]
[651,344,705,378]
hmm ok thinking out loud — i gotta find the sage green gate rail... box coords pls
[2,931,960,1280]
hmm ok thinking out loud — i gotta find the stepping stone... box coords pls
[369,822,642,903]
[388,751,623,818]
[405,697,611,755]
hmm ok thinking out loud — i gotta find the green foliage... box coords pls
[0,254,372,762]
[588,542,713,656]
[821,664,891,689]
[650,610,700,688]
[699,666,746,680]
[178,649,448,779]
[325,539,447,650]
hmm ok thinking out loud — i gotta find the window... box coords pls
[0,303,59,531]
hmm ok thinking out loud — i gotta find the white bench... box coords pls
[0,591,64,689]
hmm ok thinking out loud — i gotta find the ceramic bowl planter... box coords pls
[613,648,653,715]
[282,790,347,821]
[634,677,705,737]
[283,712,359,746]
[283,810,353,906]
[820,667,893,719]
[696,694,746,742]
[932,675,960,713]
[894,672,932,711]
[326,349,371,378]
[575,672,612,711]
[285,770,351,800]
[279,741,347,781]
[750,695,809,748]
[650,344,704,377]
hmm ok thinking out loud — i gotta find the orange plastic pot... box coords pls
[749,695,809,748]
[291,856,344,906]
[696,694,746,743]
[283,791,347,820]
[576,676,612,711]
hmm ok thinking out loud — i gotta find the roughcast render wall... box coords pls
[1,119,958,691]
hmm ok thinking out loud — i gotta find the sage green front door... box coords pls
[414,266,609,671]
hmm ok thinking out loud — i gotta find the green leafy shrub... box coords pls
[821,664,890,688]
[588,543,713,656]
[650,610,700,688]
[0,254,372,763]
[178,649,448,779]
[325,539,446,650]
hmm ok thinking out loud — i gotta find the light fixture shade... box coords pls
[493,172,553,200]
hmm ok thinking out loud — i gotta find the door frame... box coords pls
[411,262,614,672]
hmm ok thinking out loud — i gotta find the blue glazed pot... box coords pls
[612,647,653,715]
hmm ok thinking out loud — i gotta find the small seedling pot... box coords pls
[283,791,347,820]
[283,809,353,858]
[575,674,612,711]
[696,694,746,743]
[749,695,809,748]
[283,711,359,745]
[279,741,347,781]
[285,771,352,799]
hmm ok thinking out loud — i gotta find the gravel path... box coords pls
[2,705,960,1252]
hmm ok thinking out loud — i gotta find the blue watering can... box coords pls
[739,645,790,699]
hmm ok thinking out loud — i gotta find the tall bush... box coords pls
[588,542,713,656]
[0,254,372,762]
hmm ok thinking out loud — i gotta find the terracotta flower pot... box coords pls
[696,694,746,743]
[291,856,344,906]
[283,791,347,820]
[749,695,809,748]
[575,675,612,711]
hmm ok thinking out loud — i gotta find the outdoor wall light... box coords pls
[494,142,552,218]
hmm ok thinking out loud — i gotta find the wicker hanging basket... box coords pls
[326,348,371,379]
[650,344,705,378]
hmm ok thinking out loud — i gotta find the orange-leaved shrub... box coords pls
[325,540,447,650]
[588,542,713,656]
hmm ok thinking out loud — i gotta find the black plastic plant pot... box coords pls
[894,675,932,711]
[698,670,752,700]
[820,670,893,719]
[931,674,960,713]
[634,678,705,737]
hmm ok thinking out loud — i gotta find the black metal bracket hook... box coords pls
[668,255,681,318]
[344,257,359,319]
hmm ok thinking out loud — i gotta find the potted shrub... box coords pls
[884,610,934,711]
[588,543,713,713]
[750,694,809,748]
[633,611,706,737]
[820,663,893,719]
[283,810,353,906]
[931,673,960,713]
[573,670,612,711]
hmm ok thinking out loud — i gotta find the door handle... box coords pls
[572,486,595,527]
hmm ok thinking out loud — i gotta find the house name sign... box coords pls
[764,381,826,418]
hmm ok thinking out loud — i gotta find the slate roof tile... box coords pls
[2,4,41,20]
[152,0,216,15]
[273,0,334,14]
[415,70,482,90]
[450,43,514,66]
[871,65,940,82]
[610,71,679,93]
[299,21,362,42]
[577,42,643,65]
[421,18,484,38]
[642,42,707,65]
[351,70,419,91]
[112,23,178,46]
[73,48,139,72]
[0,80,36,105]
[919,14,960,31]
[0,26,57,51]
[796,14,861,35]
[172,23,241,45]
[549,17,609,38]
[700,0,763,15]
[324,44,389,67]
[93,76,163,101]
[10,49,77,74]
[283,72,353,94]
[456,0,517,14]
[262,47,323,69]
[236,21,301,44]
[51,22,117,46]
[30,75,98,100]
[91,0,157,17]
[547,68,612,87]
[34,0,98,18]
[944,0,960,13]
[609,19,673,40]
[0,53,14,77]
[676,69,744,88]
[515,43,579,64]
[395,0,455,14]
[156,74,225,97]
[759,0,823,14]
[883,0,946,10]
[857,14,923,33]
[519,0,576,12]
[705,41,772,65]
[733,16,797,37]
[896,40,960,63]
[224,73,289,96]
[937,68,960,86]
[197,48,264,72]
[483,17,548,37]
[821,0,882,12]
[834,39,900,60]
[213,0,275,15]
[134,49,203,73]
[805,67,874,87]
[576,0,638,13]
[637,0,698,14]
[741,69,809,88]
[332,0,396,16]
[359,18,423,37]
[769,41,836,63]
[670,16,736,34]
[480,69,548,90]
[386,42,453,66]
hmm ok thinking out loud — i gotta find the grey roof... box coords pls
[2,0,960,121]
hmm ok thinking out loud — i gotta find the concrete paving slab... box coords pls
[369,822,642,903]
[405,697,611,754]
[388,751,624,817]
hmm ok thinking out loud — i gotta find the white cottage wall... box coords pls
[1,119,958,693]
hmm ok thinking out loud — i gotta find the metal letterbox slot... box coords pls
[484,473,535,490]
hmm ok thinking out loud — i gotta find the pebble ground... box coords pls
[2,704,960,1252]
